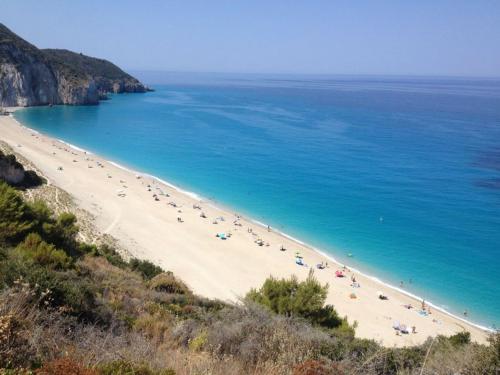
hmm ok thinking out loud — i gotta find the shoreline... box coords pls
[42,123,496,334]
[2,109,492,346]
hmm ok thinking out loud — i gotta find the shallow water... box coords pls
[15,74,500,329]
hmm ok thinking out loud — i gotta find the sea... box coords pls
[14,73,500,330]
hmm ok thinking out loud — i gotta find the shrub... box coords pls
[96,244,128,269]
[0,182,33,244]
[188,330,208,352]
[129,258,163,280]
[15,233,71,270]
[27,200,79,255]
[448,330,471,346]
[36,357,97,375]
[0,313,35,368]
[293,359,344,375]
[0,256,98,320]
[246,270,344,330]
[98,360,175,375]
[22,170,44,188]
[149,273,191,295]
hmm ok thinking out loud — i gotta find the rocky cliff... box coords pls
[0,23,149,107]
[0,150,43,187]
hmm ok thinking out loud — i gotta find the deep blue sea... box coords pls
[14,74,500,329]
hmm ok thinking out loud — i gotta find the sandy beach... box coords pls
[0,111,490,347]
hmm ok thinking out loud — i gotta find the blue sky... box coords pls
[2,0,500,76]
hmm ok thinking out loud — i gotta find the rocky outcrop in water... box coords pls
[0,23,149,107]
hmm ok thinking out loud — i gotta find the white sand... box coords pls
[0,112,490,347]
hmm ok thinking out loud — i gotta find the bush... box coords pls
[246,270,345,330]
[188,330,208,352]
[36,357,97,375]
[0,182,33,244]
[21,170,44,188]
[96,244,128,269]
[15,233,71,270]
[448,331,471,346]
[0,313,35,368]
[293,359,344,375]
[129,258,163,280]
[149,273,191,295]
[98,360,175,375]
[0,256,98,321]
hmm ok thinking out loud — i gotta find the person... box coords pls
[351,275,356,283]
[421,300,426,310]
[412,326,416,334]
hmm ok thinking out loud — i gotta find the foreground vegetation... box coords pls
[0,173,499,374]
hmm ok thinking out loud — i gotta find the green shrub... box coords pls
[149,272,191,295]
[189,330,208,352]
[448,331,471,346]
[129,258,163,280]
[0,255,97,320]
[97,244,128,269]
[27,200,79,255]
[246,270,345,330]
[0,182,33,244]
[15,233,71,270]
[21,170,44,188]
[379,346,427,375]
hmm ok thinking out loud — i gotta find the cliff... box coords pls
[0,23,148,107]
[0,150,43,187]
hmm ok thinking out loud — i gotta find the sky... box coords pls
[2,0,500,77]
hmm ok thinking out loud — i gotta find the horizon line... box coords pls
[127,69,500,81]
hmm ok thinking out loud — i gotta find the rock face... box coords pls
[0,150,43,188]
[0,23,149,107]
[0,154,25,185]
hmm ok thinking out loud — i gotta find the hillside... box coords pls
[0,23,148,106]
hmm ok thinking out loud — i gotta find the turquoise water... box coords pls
[14,74,500,329]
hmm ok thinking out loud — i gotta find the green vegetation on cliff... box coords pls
[0,23,148,107]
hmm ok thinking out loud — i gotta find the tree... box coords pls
[0,182,33,244]
[246,270,345,329]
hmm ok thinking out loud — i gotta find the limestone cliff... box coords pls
[0,23,149,107]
